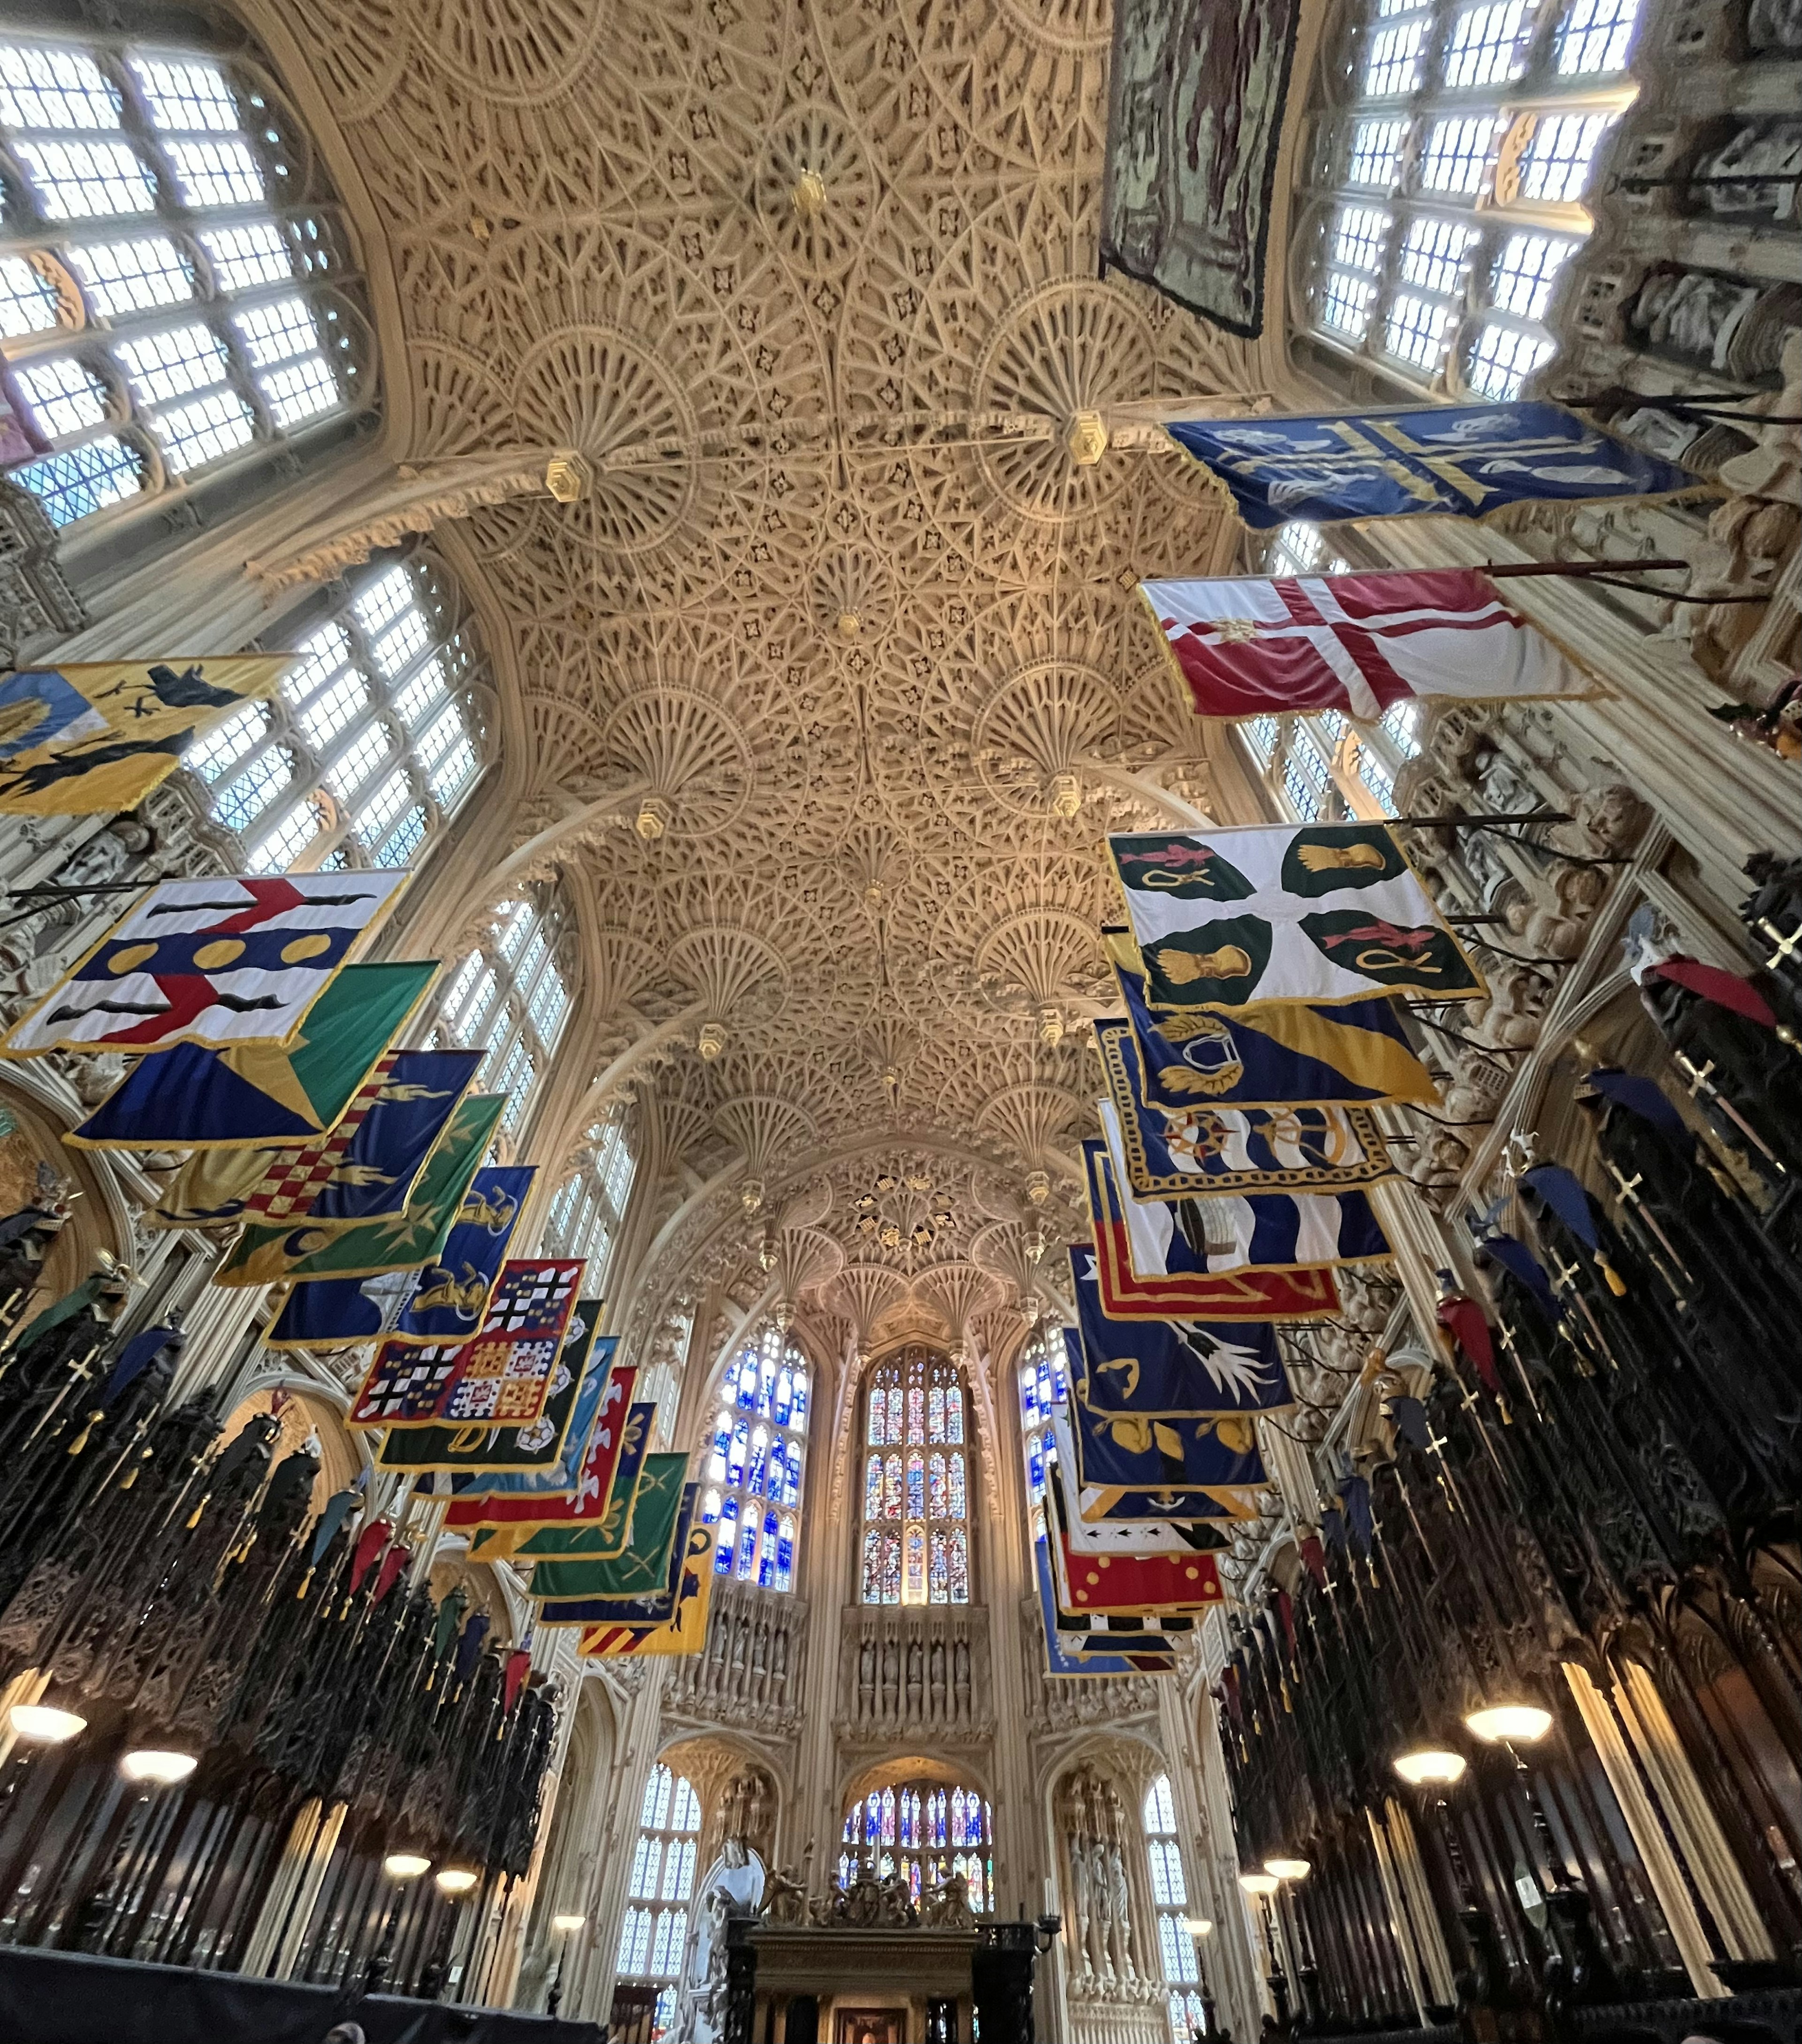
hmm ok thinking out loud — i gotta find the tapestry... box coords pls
[1100,0,1302,337]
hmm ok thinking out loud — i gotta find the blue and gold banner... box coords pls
[215,1092,504,1287]
[391,1165,534,1342]
[1063,1329,1269,1510]
[148,1047,481,1228]
[1095,1014,1393,1198]
[1165,401,1703,530]
[1052,1382,1262,1526]
[1070,1244,1292,1418]
[1085,1136,1344,1323]
[1105,941,1438,1109]
[266,1162,532,1349]
[1091,1124,1390,1279]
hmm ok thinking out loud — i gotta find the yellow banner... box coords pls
[0,656,290,814]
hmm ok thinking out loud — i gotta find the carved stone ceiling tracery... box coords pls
[281,0,1269,1325]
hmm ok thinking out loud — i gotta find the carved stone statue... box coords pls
[919,1869,975,1929]
[760,1864,807,1926]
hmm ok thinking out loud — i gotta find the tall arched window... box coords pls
[428,887,574,1139]
[1145,1775,1207,2043]
[859,1346,970,1606]
[0,33,369,529]
[839,1775,993,1912]
[615,1762,701,2037]
[1017,1326,1068,1539]
[1236,525,1424,823]
[699,1324,808,1593]
[1302,0,1646,397]
[542,1104,637,1290]
[179,550,487,872]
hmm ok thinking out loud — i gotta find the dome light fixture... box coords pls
[1237,1871,1280,1897]
[435,1867,479,1895]
[1394,1747,1467,1786]
[552,1913,587,1935]
[1265,1857,1312,1882]
[1182,1918,1214,1938]
[1465,1704,1552,1745]
[383,1851,432,1880]
[8,1704,86,1746]
[120,1749,197,1785]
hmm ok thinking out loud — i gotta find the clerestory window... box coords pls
[429,888,576,1141]
[179,551,487,874]
[0,34,370,530]
[859,1346,970,1606]
[1302,0,1645,396]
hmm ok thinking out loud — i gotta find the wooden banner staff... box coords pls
[1480,557,1770,603]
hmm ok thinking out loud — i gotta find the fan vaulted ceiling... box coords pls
[275,0,1275,1342]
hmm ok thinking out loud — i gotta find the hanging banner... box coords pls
[389,1167,534,1342]
[1051,1389,1263,1528]
[68,960,437,1150]
[266,1162,532,1348]
[1163,402,1705,530]
[348,1258,583,1430]
[3,871,410,1056]
[468,1396,653,1560]
[1037,1539,1175,1677]
[1142,568,1600,719]
[1064,1330,1269,1511]
[527,1460,693,1607]
[1099,0,1302,338]
[378,1303,604,1475]
[1110,825,1483,1008]
[1102,978,1436,1115]
[1092,1120,1389,1279]
[1087,1159,1343,1322]
[148,1047,481,1227]
[1070,1244,1294,1419]
[0,656,291,815]
[215,1092,505,1288]
[579,1525,717,1658]
[1047,1463,1223,1614]
[443,1355,633,1518]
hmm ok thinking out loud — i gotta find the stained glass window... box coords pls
[1305,0,1642,395]
[859,1346,969,1605]
[0,34,370,530]
[616,1763,702,2038]
[699,1323,808,1593]
[839,1777,994,1913]
[1017,1327,1069,1539]
[178,553,488,874]
[428,886,576,1145]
